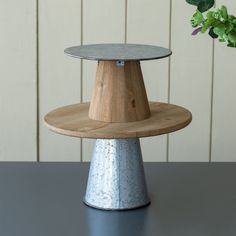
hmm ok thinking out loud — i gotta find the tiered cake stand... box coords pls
[44,44,192,210]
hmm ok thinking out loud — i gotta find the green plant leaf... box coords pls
[191,10,204,27]
[225,22,234,34]
[219,5,228,20]
[231,17,236,24]
[227,42,236,47]
[228,31,236,43]
[201,12,216,33]
[209,27,218,38]
[213,23,226,38]
[186,0,203,6]
[198,0,215,13]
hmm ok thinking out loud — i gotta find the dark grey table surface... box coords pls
[0,162,235,236]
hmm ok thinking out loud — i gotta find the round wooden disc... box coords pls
[44,102,192,139]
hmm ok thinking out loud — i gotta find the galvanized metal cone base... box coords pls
[84,138,150,210]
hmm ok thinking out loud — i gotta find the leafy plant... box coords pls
[186,0,236,48]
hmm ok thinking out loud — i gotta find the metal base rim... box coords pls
[83,198,151,211]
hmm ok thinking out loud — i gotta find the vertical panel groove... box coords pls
[124,0,128,43]
[80,0,84,162]
[36,0,40,162]
[209,40,215,162]
[209,0,216,163]
[166,0,172,162]
[80,0,84,104]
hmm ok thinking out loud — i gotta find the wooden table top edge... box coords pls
[44,102,192,139]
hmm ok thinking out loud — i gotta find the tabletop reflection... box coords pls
[85,206,150,236]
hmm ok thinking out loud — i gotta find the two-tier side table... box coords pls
[44,44,192,210]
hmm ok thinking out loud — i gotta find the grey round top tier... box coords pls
[64,43,172,61]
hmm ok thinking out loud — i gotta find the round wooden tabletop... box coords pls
[64,44,172,61]
[44,102,192,139]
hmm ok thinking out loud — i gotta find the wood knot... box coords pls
[131,99,136,108]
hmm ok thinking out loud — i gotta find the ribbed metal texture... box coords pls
[84,138,150,210]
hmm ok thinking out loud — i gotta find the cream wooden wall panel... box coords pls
[212,0,236,161]
[2,0,236,162]
[82,0,125,161]
[127,0,170,161]
[169,2,213,161]
[0,0,37,161]
[39,0,81,161]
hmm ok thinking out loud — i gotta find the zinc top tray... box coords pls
[64,44,172,61]
[44,102,192,139]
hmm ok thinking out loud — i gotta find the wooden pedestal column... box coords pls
[88,61,151,123]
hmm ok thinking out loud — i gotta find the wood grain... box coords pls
[44,102,192,139]
[89,61,150,122]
